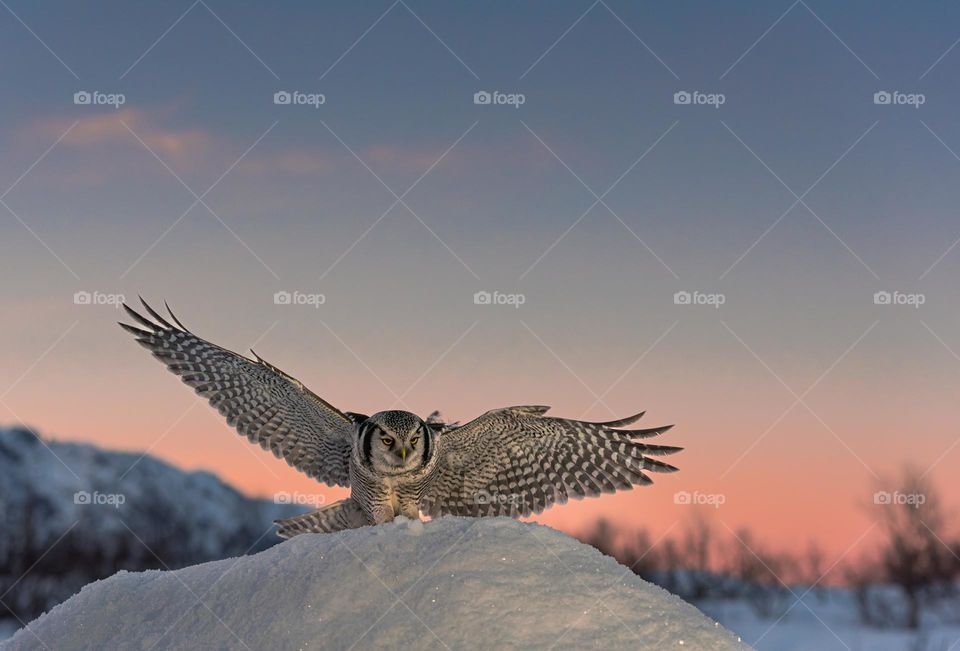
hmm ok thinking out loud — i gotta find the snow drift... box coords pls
[4,517,746,650]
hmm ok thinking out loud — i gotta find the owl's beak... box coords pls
[401,447,407,462]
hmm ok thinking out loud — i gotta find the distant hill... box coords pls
[0,426,299,629]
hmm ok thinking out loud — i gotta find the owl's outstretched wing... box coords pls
[120,300,355,487]
[420,405,679,518]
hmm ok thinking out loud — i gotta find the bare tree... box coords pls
[726,527,792,618]
[681,509,713,573]
[619,528,661,581]
[802,540,828,603]
[675,510,725,601]
[857,466,960,628]
[578,517,619,560]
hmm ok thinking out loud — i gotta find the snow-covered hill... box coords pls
[0,427,298,630]
[3,517,747,650]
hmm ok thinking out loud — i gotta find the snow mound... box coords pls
[4,518,748,651]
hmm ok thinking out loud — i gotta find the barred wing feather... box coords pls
[120,300,354,487]
[420,405,679,518]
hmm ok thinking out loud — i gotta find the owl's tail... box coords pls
[274,498,371,538]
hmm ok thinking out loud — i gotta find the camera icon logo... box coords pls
[673,291,691,305]
[74,490,91,505]
[74,291,92,305]
[473,290,492,305]
[873,291,891,305]
[673,491,692,504]
[474,91,492,105]
[674,91,691,105]
[274,91,292,105]
[73,91,91,105]
[873,91,891,105]
[274,290,292,305]
[873,490,892,505]
[274,491,291,504]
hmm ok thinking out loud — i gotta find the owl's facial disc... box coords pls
[365,411,428,474]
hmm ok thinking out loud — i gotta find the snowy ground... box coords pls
[2,517,746,651]
[702,593,960,651]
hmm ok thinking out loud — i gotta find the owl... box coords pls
[120,301,680,537]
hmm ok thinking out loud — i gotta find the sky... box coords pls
[2,1,959,569]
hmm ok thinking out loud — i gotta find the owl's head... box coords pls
[360,410,431,475]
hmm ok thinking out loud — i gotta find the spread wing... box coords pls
[120,300,355,487]
[420,405,679,518]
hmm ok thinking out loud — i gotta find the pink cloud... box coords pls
[27,107,212,164]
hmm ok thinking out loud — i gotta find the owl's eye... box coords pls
[380,437,394,447]
[410,436,419,447]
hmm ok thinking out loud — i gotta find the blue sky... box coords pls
[2,1,960,552]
